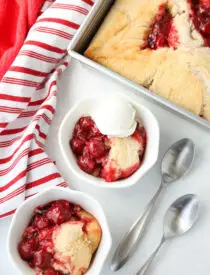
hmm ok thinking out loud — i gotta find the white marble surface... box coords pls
[1,59,210,275]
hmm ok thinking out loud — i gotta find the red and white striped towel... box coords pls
[0,0,95,218]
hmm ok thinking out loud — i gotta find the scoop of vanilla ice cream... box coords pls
[92,96,137,137]
[52,221,93,275]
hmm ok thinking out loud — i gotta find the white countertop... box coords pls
[1,59,210,275]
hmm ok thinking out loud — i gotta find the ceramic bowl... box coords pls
[7,187,112,275]
[59,94,160,188]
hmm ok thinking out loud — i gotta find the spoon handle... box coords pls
[111,183,165,271]
[136,237,165,275]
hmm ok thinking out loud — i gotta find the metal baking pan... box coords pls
[69,0,210,130]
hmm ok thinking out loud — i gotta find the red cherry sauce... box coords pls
[147,4,179,49]
[188,0,210,46]
[70,116,110,176]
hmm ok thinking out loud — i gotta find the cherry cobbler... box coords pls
[18,200,102,275]
[70,116,146,182]
[85,0,210,121]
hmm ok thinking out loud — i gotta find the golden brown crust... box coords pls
[150,50,204,115]
[77,210,102,253]
[85,0,210,121]
[94,49,168,87]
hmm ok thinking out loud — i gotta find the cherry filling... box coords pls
[188,0,210,46]
[70,116,110,176]
[18,200,84,275]
[147,5,178,50]
[146,1,210,49]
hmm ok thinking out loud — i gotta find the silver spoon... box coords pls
[136,194,200,275]
[111,138,195,271]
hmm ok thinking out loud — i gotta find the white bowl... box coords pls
[7,187,112,275]
[59,95,160,188]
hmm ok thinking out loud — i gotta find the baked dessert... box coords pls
[70,116,146,182]
[18,200,102,275]
[85,0,210,121]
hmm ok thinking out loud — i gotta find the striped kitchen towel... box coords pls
[0,0,95,218]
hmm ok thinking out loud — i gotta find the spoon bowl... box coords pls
[164,194,199,238]
[136,194,200,275]
[161,139,195,183]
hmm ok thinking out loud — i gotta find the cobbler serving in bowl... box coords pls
[7,188,112,275]
[18,199,102,275]
[70,116,146,182]
[59,95,159,188]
